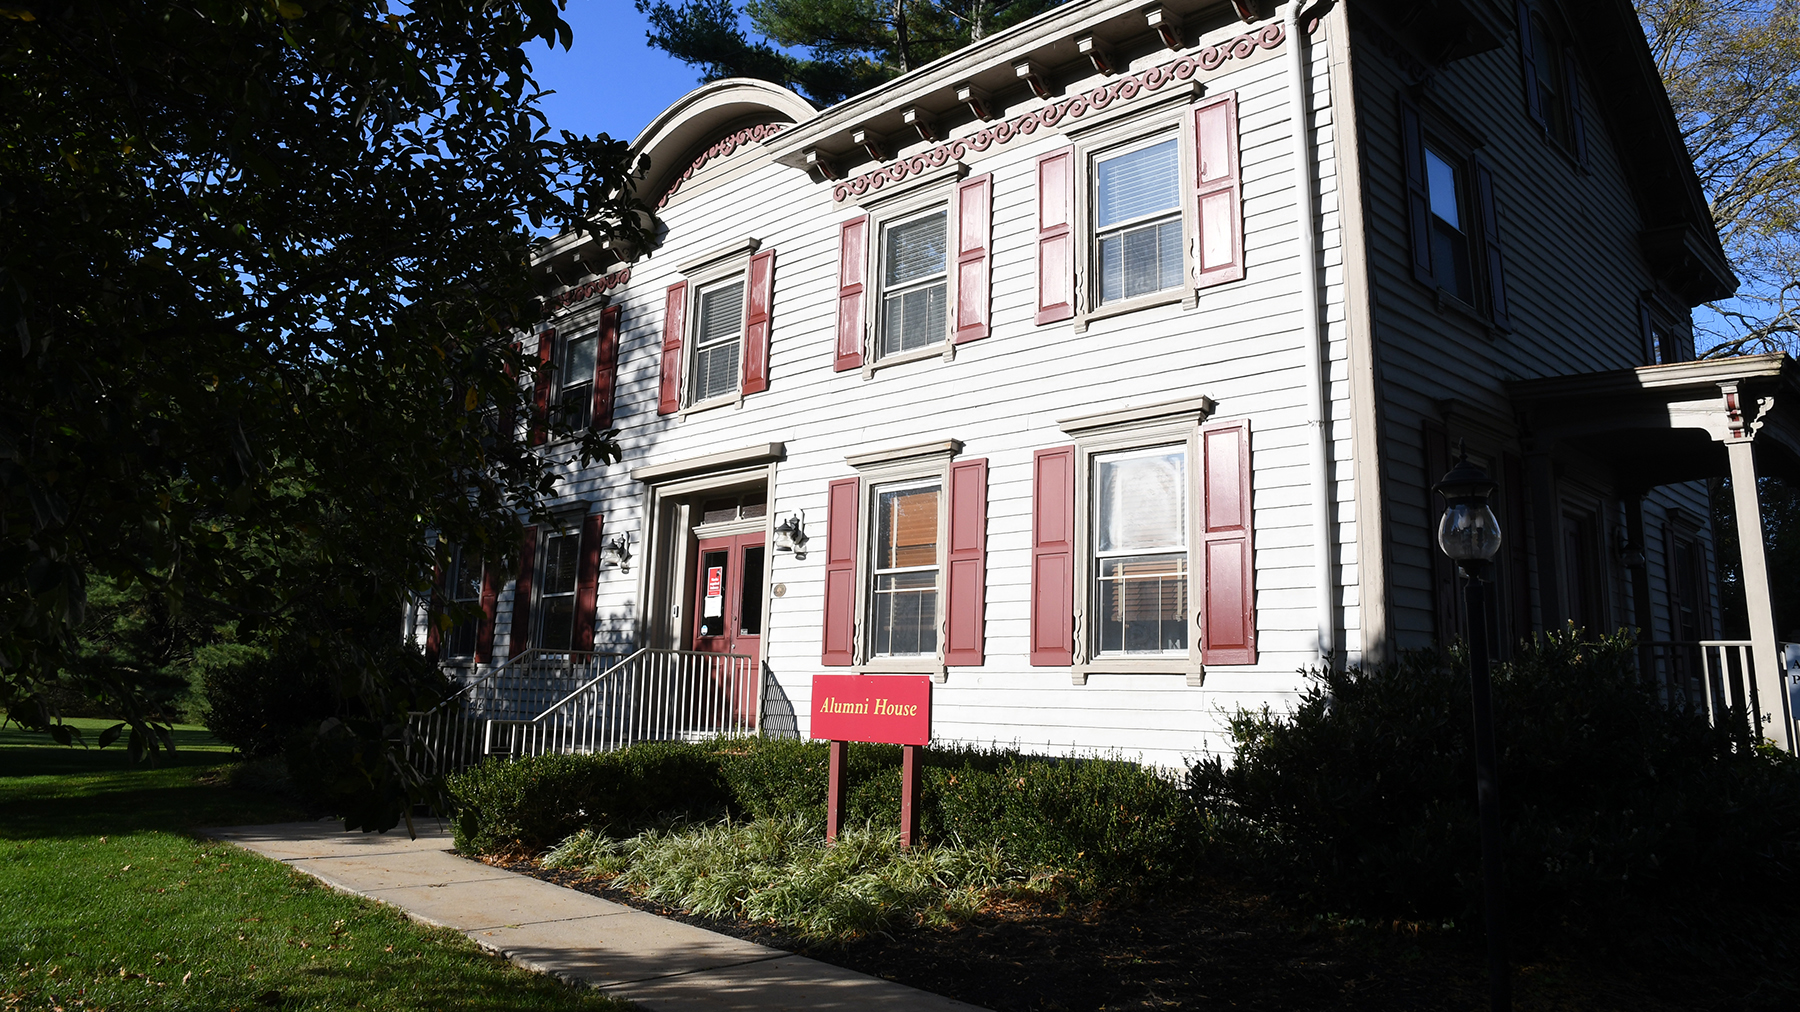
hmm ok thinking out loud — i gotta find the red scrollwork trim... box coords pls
[545,268,630,314]
[833,23,1286,201]
[654,122,789,209]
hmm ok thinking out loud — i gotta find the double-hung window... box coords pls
[1422,147,1475,306]
[1401,100,1509,328]
[690,276,745,405]
[879,209,950,357]
[1095,138,1184,306]
[870,479,942,657]
[536,525,581,651]
[1518,4,1586,165]
[558,331,598,429]
[1093,446,1189,655]
[1027,397,1255,682]
[820,441,991,674]
[444,543,483,660]
[658,242,776,415]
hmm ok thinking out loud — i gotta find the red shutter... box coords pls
[1030,446,1075,666]
[1034,149,1075,324]
[945,458,988,666]
[1563,49,1588,169]
[1422,421,1456,650]
[530,330,556,446]
[1193,91,1245,288]
[1200,421,1257,665]
[742,248,776,393]
[954,174,992,343]
[572,513,603,652]
[474,562,499,663]
[591,305,621,429]
[1400,100,1434,287]
[822,477,860,665]
[657,282,686,415]
[1473,155,1511,331]
[508,524,538,658]
[1516,2,1546,130]
[1638,297,1658,365]
[835,217,867,371]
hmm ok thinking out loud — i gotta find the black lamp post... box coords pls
[1434,445,1510,1012]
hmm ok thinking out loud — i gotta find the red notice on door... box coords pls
[810,674,931,746]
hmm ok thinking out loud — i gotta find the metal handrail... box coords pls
[483,647,759,758]
[406,647,628,776]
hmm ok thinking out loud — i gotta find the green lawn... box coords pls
[0,719,632,1011]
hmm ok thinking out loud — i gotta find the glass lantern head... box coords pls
[1433,450,1503,562]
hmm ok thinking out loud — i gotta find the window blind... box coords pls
[692,279,744,403]
[883,211,947,287]
[1096,449,1187,552]
[1096,139,1179,229]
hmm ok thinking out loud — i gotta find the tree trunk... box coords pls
[971,0,986,41]
[895,0,911,71]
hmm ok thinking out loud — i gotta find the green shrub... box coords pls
[449,737,1199,886]
[544,815,1019,940]
[1188,630,1800,967]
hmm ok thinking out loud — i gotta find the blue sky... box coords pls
[531,1,712,144]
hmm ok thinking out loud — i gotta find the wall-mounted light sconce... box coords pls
[1615,526,1646,570]
[773,512,809,560]
[601,533,632,573]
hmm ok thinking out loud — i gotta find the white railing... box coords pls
[407,649,627,776]
[482,648,758,758]
[1644,639,1774,740]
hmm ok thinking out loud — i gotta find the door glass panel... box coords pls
[739,546,765,636]
[698,549,729,638]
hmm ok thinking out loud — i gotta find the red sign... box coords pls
[705,566,723,597]
[810,674,931,746]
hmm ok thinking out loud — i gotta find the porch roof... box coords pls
[1507,354,1800,490]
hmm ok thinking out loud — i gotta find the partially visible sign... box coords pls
[703,566,724,618]
[810,674,931,746]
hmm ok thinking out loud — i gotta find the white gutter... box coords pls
[1285,1,1337,666]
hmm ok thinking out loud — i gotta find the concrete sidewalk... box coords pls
[204,821,988,1012]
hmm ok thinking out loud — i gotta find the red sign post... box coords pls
[811,674,932,847]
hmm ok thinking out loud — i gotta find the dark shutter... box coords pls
[742,248,776,393]
[531,330,556,446]
[1422,422,1456,650]
[822,477,860,665]
[1516,1,1546,130]
[954,174,993,343]
[1200,421,1257,665]
[591,305,621,429]
[1030,446,1075,665]
[1503,452,1532,647]
[658,282,686,415]
[499,342,519,445]
[1400,100,1434,286]
[835,217,868,371]
[1473,155,1511,330]
[474,562,498,663]
[1563,49,1588,169]
[945,458,988,666]
[572,513,603,652]
[1035,150,1075,324]
[1639,296,1658,365]
[1193,90,1245,288]
[508,524,538,658]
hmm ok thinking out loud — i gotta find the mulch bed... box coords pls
[486,856,1736,1011]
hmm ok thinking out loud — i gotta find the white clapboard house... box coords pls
[411,0,1800,771]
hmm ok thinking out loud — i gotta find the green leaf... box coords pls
[98,722,125,749]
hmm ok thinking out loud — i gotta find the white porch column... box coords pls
[1725,439,1794,751]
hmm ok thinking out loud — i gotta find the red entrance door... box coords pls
[692,533,766,659]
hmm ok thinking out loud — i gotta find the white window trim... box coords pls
[1070,103,1198,334]
[856,185,963,379]
[844,440,963,676]
[676,244,760,418]
[1058,397,1215,684]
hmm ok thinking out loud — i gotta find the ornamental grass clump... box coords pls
[543,815,1022,940]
